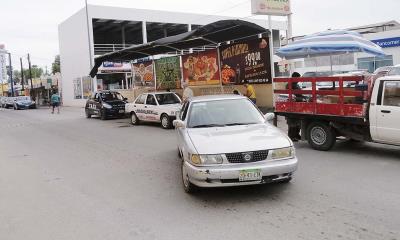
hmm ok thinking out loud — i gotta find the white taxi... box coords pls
[126,92,182,129]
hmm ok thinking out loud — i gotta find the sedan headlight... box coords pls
[191,154,223,165]
[270,147,295,160]
[102,103,112,109]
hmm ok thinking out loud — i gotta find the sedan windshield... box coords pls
[187,98,265,128]
[156,93,181,105]
[101,92,123,101]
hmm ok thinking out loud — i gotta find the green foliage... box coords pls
[52,55,60,74]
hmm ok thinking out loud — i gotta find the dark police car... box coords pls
[85,91,127,120]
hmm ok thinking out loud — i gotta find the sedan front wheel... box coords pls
[182,160,197,194]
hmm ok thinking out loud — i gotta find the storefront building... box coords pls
[58,4,286,107]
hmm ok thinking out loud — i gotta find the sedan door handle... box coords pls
[133,105,136,107]
[144,106,147,108]
[381,110,391,114]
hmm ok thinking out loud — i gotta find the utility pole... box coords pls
[20,57,24,92]
[27,53,33,95]
[8,53,14,97]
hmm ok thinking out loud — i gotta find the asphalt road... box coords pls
[0,107,399,240]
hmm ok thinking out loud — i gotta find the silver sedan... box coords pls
[173,95,298,193]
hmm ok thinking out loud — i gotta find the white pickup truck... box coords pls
[274,75,400,151]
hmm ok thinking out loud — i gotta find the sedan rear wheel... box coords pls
[182,160,196,194]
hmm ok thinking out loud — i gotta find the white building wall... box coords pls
[59,8,92,106]
[59,5,287,106]
[363,29,400,66]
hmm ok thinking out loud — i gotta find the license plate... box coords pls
[119,110,124,113]
[239,169,262,182]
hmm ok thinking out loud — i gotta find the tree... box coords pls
[28,65,43,79]
[52,55,60,74]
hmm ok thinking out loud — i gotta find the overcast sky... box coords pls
[1,0,399,70]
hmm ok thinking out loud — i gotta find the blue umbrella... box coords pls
[276,30,386,60]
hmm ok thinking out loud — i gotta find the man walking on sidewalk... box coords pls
[51,91,61,114]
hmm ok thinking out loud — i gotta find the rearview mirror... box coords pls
[173,120,186,128]
[264,112,275,122]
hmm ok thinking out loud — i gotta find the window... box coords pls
[383,81,400,107]
[155,93,181,105]
[358,55,393,73]
[135,94,146,104]
[146,94,157,105]
[100,92,123,101]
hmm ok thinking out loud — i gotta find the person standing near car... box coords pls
[51,91,61,114]
[244,83,256,104]
[286,72,302,141]
[182,81,194,103]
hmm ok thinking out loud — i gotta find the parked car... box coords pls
[388,64,400,76]
[13,96,36,110]
[373,66,394,76]
[85,91,127,120]
[173,95,298,193]
[5,97,16,109]
[0,96,6,107]
[126,92,182,129]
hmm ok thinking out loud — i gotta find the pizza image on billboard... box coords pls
[219,37,272,85]
[182,49,220,86]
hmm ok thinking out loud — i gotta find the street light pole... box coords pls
[8,53,14,97]
[28,53,33,95]
[20,57,25,92]
[85,0,93,69]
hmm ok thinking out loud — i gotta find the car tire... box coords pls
[307,122,336,151]
[100,110,107,120]
[85,109,91,118]
[181,160,197,194]
[160,114,171,129]
[130,112,139,125]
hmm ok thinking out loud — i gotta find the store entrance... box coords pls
[96,72,132,91]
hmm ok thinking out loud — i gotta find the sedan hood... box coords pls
[187,124,292,154]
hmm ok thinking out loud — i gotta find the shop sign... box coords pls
[155,56,182,90]
[219,37,272,85]
[251,0,291,16]
[182,49,220,86]
[372,37,400,48]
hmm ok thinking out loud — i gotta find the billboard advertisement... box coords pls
[219,37,272,85]
[182,49,220,86]
[155,56,182,90]
[251,0,291,16]
[132,61,155,87]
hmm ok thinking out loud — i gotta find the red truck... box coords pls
[274,75,400,151]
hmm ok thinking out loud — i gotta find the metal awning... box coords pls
[90,19,268,77]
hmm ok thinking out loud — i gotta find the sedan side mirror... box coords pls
[173,120,186,128]
[264,112,275,122]
[123,97,128,101]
